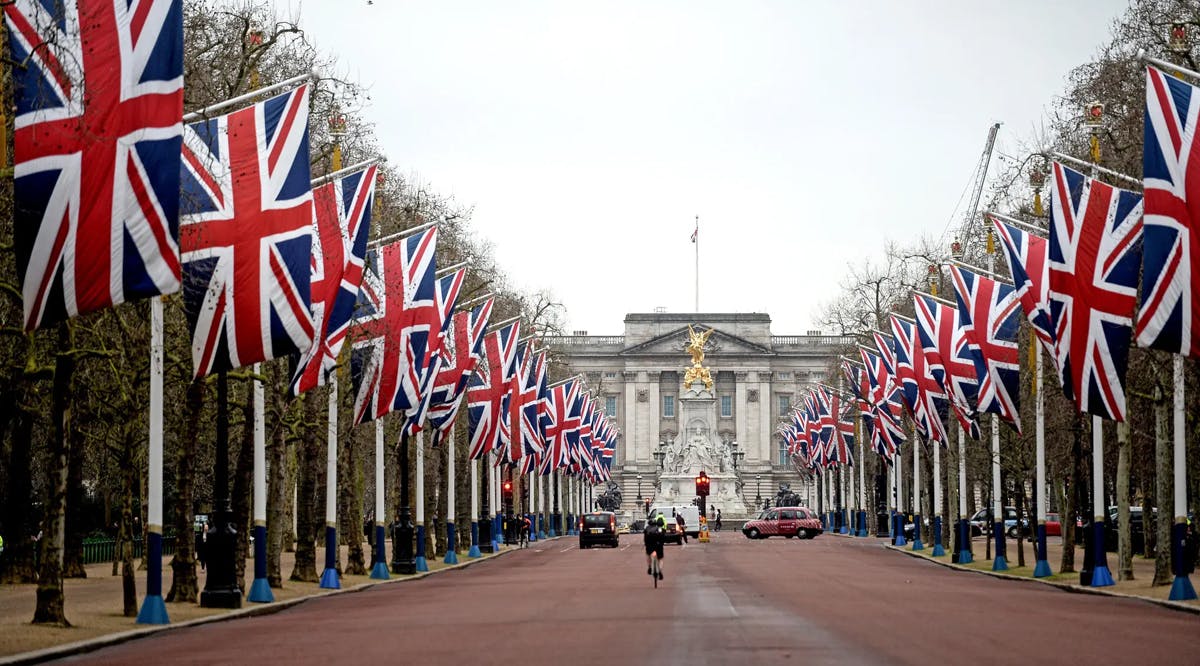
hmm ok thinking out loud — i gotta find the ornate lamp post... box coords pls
[636,474,643,502]
[755,473,762,507]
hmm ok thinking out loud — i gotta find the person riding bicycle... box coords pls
[644,514,666,580]
[520,515,532,546]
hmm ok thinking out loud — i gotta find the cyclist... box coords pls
[520,515,532,547]
[644,513,666,580]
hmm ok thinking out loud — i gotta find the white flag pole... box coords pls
[444,424,459,564]
[136,297,169,624]
[319,376,340,588]
[247,363,273,601]
[370,419,389,578]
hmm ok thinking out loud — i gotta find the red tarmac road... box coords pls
[57,532,1200,665]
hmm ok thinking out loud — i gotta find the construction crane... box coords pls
[953,123,1001,259]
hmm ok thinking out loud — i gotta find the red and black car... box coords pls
[742,506,822,540]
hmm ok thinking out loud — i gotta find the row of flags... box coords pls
[779,385,854,472]
[3,0,614,485]
[817,63,1200,473]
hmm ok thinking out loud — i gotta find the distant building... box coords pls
[545,312,853,516]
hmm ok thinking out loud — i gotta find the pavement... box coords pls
[34,531,1200,665]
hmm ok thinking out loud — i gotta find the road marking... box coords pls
[560,546,573,552]
[621,544,631,551]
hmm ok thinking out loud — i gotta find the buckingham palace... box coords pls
[545,312,852,519]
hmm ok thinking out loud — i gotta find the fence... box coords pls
[81,535,177,565]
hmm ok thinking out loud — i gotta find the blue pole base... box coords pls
[838,524,849,535]
[548,528,557,537]
[992,556,1008,572]
[414,556,429,572]
[894,534,907,546]
[1090,565,1115,587]
[857,511,868,537]
[1169,574,1198,601]
[912,539,924,551]
[370,561,391,579]
[931,543,945,557]
[319,567,341,589]
[248,577,275,603]
[468,544,482,558]
[135,594,169,625]
[444,522,458,564]
[538,530,547,539]
[958,550,973,564]
[1033,559,1052,578]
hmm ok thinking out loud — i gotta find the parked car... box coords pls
[1044,512,1062,537]
[968,507,1028,538]
[578,511,619,549]
[1101,506,1153,553]
[742,507,823,540]
[902,516,930,540]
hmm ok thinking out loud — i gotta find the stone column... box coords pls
[623,371,638,461]
[647,372,661,459]
[757,371,772,465]
[734,371,749,463]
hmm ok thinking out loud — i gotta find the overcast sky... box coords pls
[297,0,1128,335]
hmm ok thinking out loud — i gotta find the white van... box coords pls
[648,505,701,541]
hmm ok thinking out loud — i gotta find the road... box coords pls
[58,532,1200,665]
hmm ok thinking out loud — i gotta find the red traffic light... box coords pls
[695,471,710,497]
[502,480,513,500]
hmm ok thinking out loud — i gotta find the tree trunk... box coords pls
[1116,420,1134,581]
[1154,389,1173,586]
[339,422,366,575]
[62,418,87,578]
[167,380,204,603]
[231,384,254,591]
[1059,477,1075,574]
[1,385,39,584]
[33,323,74,626]
[119,433,137,617]
[265,370,289,588]
[290,389,320,583]
[946,438,957,551]
[1141,488,1155,558]
[1014,465,1026,568]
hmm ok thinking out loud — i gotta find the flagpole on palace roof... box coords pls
[693,215,699,313]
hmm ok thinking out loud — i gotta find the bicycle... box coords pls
[650,555,661,588]
[518,525,530,549]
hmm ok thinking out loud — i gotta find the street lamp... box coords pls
[1030,159,1048,218]
[636,474,643,501]
[755,473,762,506]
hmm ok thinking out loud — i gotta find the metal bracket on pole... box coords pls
[183,71,318,122]
[310,158,382,188]
[1042,150,1141,189]
[368,219,438,250]
[913,290,958,309]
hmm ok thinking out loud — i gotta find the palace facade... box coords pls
[545,312,852,517]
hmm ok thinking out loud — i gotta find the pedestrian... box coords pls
[676,512,688,546]
[715,509,722,532]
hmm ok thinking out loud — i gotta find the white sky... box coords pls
[297,0,1128,335]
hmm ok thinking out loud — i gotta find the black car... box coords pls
[579,511,619,549]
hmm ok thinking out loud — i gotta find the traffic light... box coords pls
[695,471,710,497]
[502,480,514,501]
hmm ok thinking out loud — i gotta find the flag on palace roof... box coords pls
[1138,66,1200,358]
[949,265,1022,431]
[1048,161,1143,421]
[291,165,377,395]
[181,85,314,377]
[349,228,437,424]
[6,0,184,330]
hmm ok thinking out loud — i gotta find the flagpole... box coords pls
[136,297,169,624]
[415,431,428,571]
[371,420,389,577]
[1033,346,1051,576]
[444,424,458,564]
[957,423,972,563]
[932,433,945,556]
[1170,354,1196,598]
[694,215,699,312]
[320,375,341,588]
[988,230,1008,571]
[247,364,274,601]
[857,415,866,536]
[912,433,923,551]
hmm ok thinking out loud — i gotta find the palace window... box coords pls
[777,371,792,381]
[720,395,733,418]
[778,439,788,465]
[778,394,791,416]
[663,395,675,418]
[604,371,617,379]
[605,395,618,417]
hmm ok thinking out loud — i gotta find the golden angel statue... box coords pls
[682,324,715,391]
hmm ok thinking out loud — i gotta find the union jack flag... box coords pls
[5,0,184,330]
[834,393,855,467]
[949,265,1022,431]
[860,348,905,460]
[500,342,535,464]
[993,216,1055,356]
[1138,67,1200,357]
[816,388,837,465]
[290,165,377,395]
[1048,162,1143,421]
[913,293,981,439]
[427,298,494,442]
[541,379,583,474]
[467,321,520,460]
[180,86,314,376]
[405,268,464,435]
[349,228,438,424]
[890,315,949,445]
